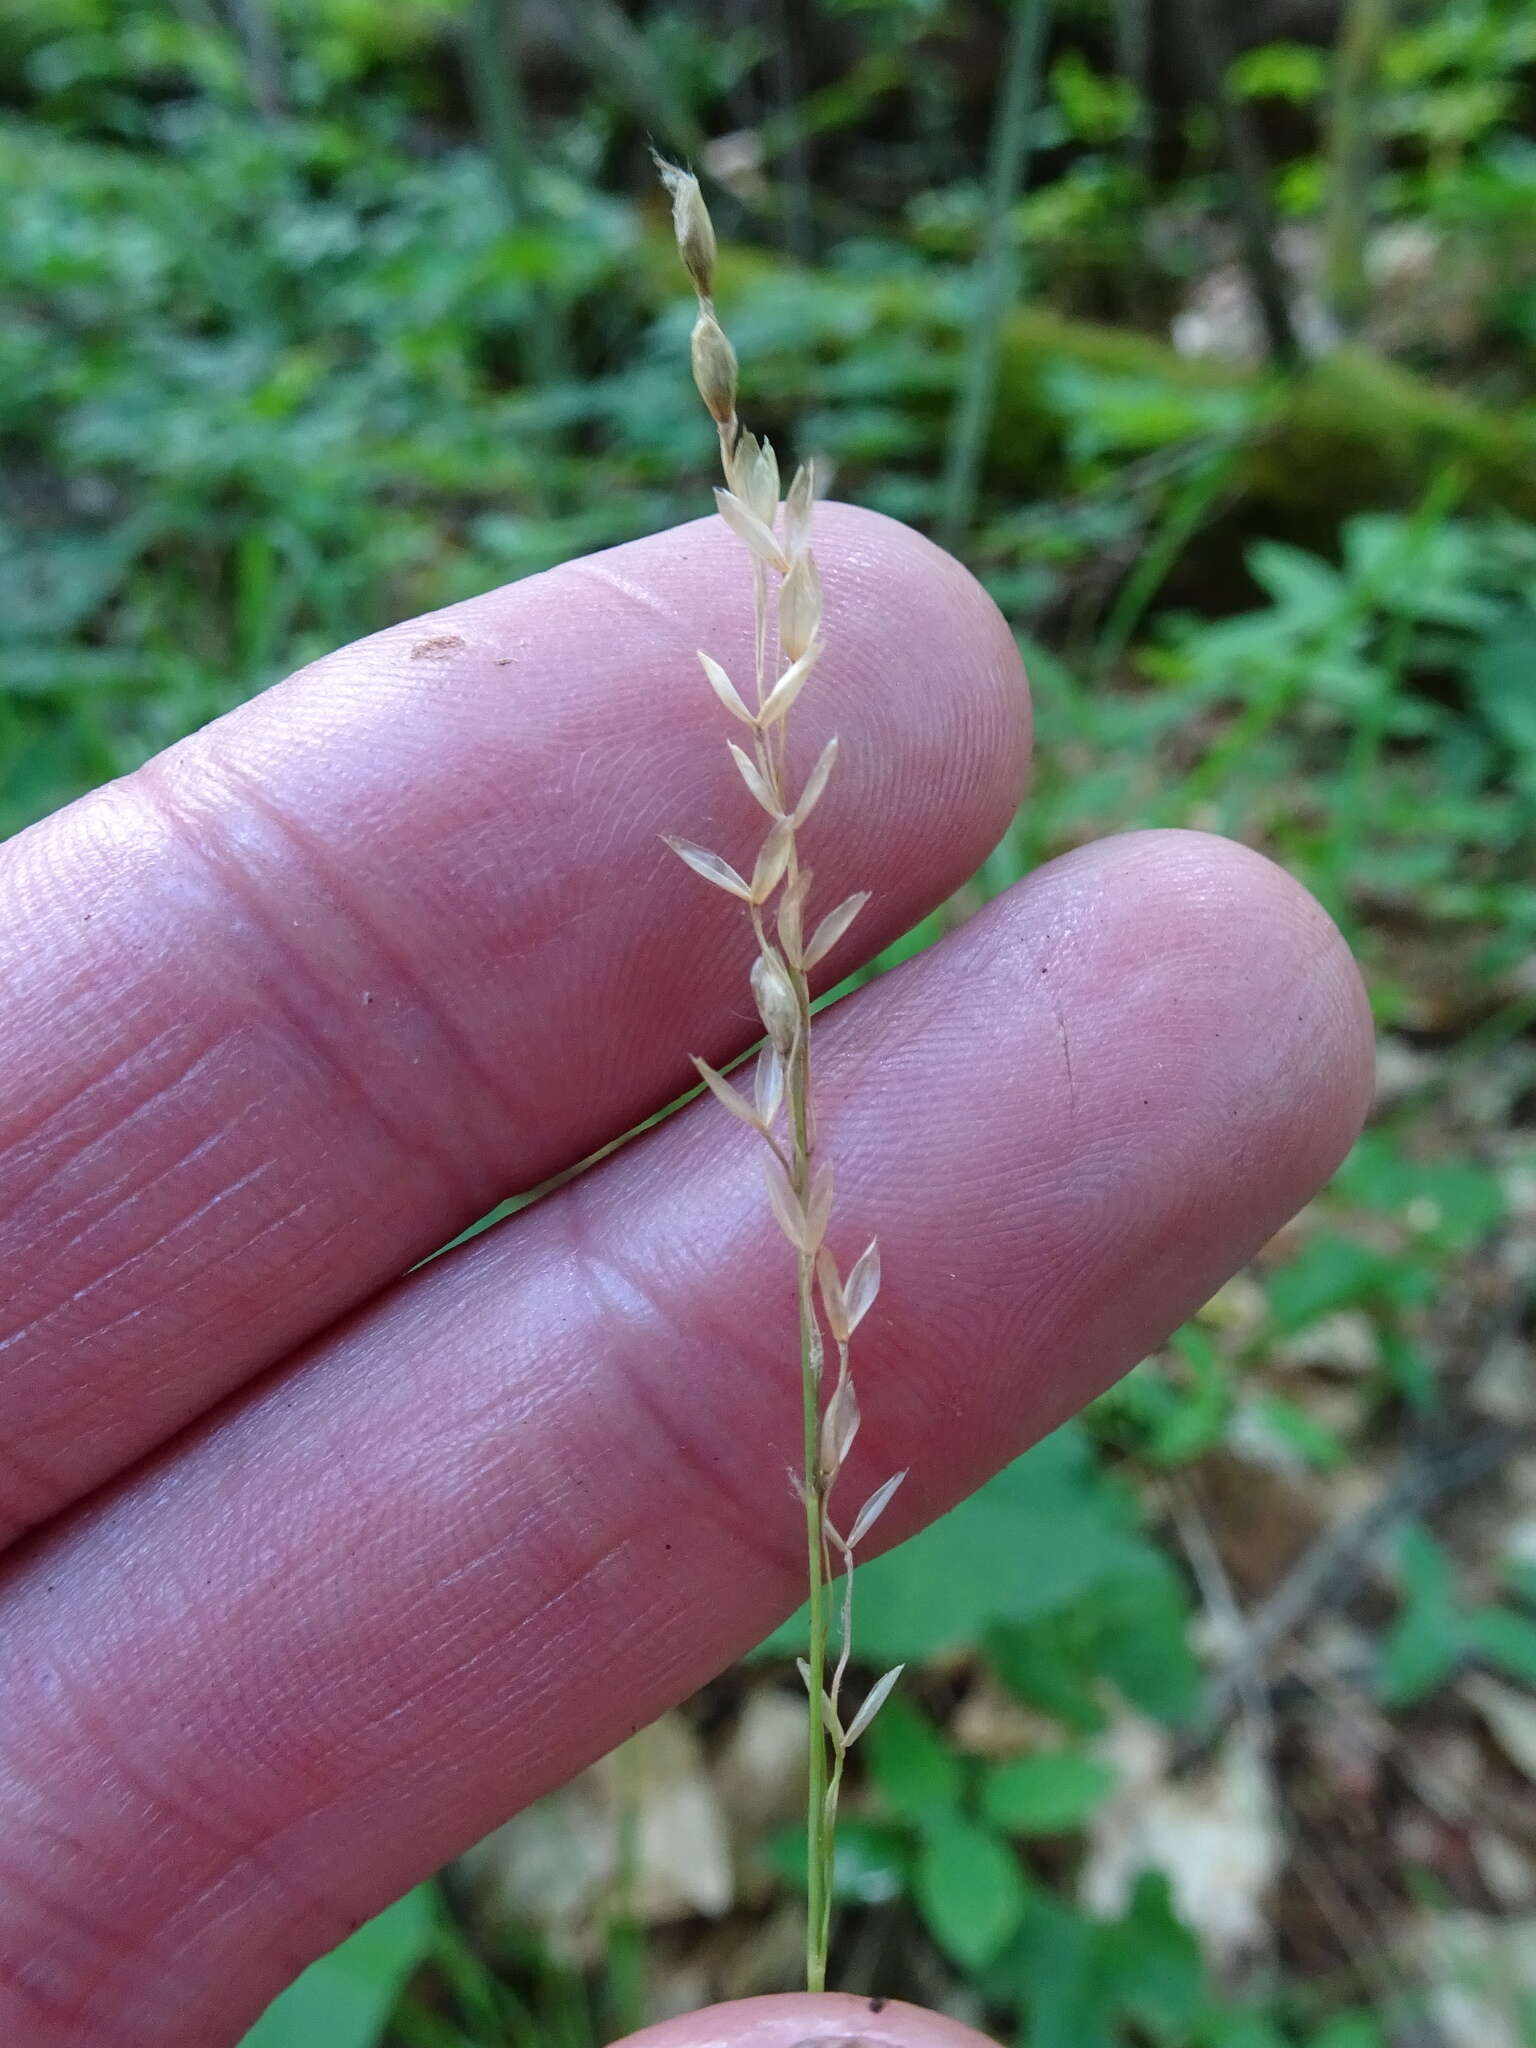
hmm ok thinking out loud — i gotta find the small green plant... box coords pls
[1382,1524,1536,1706]
[655,159,906,1993]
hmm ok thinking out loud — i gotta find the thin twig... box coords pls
[1197,1425,1523,1740]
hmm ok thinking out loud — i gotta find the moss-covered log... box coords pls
[982,306,1536,528]
[710,250,1536,534]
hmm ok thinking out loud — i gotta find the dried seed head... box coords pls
[816,1246,850,1343]
[754,1040,785,1126]
[691,1054,764,1131]
[804,890,870,970]
[750,815,794,904]
[713,486,788,572]
[842,1237,882,1333]
[691,311,738,428]
[804,1157,834,1253]
[763,1151,810,1251]
[778,550,823,663]
[792,735,838,829]
[698,650,755,727]
[847,1469,906,1550]
[663,834,752,901]
[661,156,889,1853]
[752,947,799,1053]
[727,739,780,815]
[763,1154,834,1257]
[818,1368,860,1481]
[784,460,816,558]
[777,870,806,967]
[759,641,821,727]
[730,429,780,528]
[844,1664,904,1746]
[655,157,717,299]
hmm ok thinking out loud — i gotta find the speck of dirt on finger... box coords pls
[409,632,466,659]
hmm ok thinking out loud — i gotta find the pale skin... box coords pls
[0,506,1374,2048]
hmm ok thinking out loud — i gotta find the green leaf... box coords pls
[1336,1135,1507,1252]
[1100,1873,1204,2037]
[1092,1563,1202,1725]
[236,1887,434,2048]
[1005,1890,1111,2048]
[1265,1235,1430,1333]
[1230,41,1328,102]
[986,1617,1107,1733]
[846,1427,1156,1661]
[912,1814,1028,1971]
[1050,51,1138,144]
[1470,612,1536,768]
[1245,540,1348,625]
[1200,2010,1291,2048]
[864,1694,965,1822]
[1467,1604,1536,1687]
[763,1818,908,1905]
[987,1873,1204,2048]
[1245,1394,1348,1472]
[755,1425,1158,1664]
[987,1549,1199,1732]
[1307,2013,1387,2048]
[1042,364,1251,466]
[981,1751,1116,1834]
[1341,512,1499,628]
[1380,1525,1466,1706]
[1094,1330,1230,1466]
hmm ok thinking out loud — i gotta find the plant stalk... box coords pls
[789,965,831,1988]
[460,0,561,390]
[938,0,1053,550]
[800,1248,830,1989]
[1171,0,1301,368]
[1324,0,1396,337]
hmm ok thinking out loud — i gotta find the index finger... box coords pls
[0,506,1027,1545]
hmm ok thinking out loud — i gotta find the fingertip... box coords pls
[835,825,1376,1475]
[1069,827,1376,1174]
[609,1993,1001,2048]
[819,495,1036,774]
[810,500,1033,827]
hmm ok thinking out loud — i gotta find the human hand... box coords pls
[0,507,1372,2046]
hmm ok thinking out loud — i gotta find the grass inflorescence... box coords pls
[655,156,906,1995]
